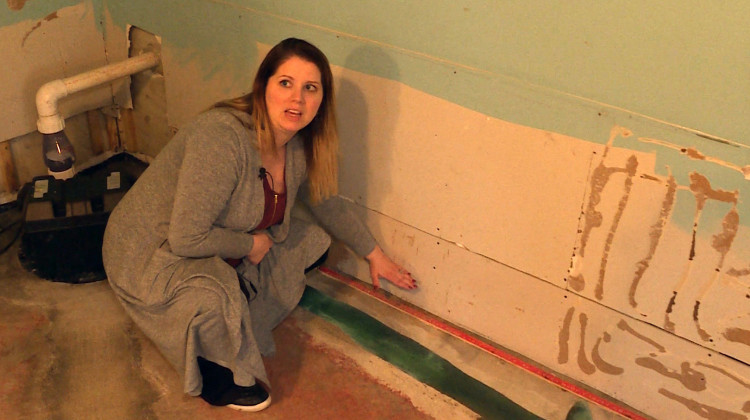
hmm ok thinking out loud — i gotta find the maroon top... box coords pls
[225,173,286,268]
[255,174,287,230]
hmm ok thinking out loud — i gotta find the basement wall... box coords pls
[0,1,142,193]
[1,1,748,419]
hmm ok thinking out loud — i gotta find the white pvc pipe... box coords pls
[36,52,160,134]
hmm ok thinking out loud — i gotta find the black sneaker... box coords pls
[197,357,271,412]
[212,383,272,412]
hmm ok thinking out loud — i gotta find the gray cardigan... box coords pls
[102,107,376,394]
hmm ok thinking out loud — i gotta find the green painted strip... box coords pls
[299,286,543,420]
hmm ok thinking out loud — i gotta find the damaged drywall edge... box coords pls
[639,137,749,180]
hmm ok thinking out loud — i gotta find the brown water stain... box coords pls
[568,273,585,292]
[664,291,678,332]
[692,300,712,341]
[687,172,736,267]
[684,148,706,160]
[21,11,58,47]
[695,361,750,389]
[577,313,596,375]
[658,388,746,420]
[569,127,630,291]
[635,358,706,391]
[577,162,610,258]
[712,207,739,262]
[616,319,666,353]
[690,226,698,261]
[7,0,27,10]
[691,206,739,342]
[640,173,660,182]
[690,172,738,205]
[557,307,575,364]
[596,155,638,300]
[629,175,677,307]
[663,173,736,336]
[723,328,750,347]
[727,267,750,277]
[591,332,624,375]
[572,154,635,294]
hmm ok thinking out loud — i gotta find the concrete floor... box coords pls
[0,236,637,419]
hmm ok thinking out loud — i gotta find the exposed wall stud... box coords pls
[119,108,138,152]
[106,116,119,151]
[86,110,106,155]
[0,142,20,193]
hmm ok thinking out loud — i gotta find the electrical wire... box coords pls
[0,220,23,255]
[0,183,31,256]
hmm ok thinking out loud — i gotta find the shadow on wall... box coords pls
[337,46,400,210]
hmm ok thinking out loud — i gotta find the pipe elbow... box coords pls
[36,79,68,134]
[34,52,161,134]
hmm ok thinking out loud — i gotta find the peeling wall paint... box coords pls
[0,0,83,26]
[6,0,29,11]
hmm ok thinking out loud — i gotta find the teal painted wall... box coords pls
[0,0,82,25]
[102,0,749,225]
[103,1,750,146]
[232,1,750,147]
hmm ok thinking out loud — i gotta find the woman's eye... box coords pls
[305,84,318,92]
[279,80,291,87]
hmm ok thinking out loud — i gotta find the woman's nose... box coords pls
[291,88,304,103]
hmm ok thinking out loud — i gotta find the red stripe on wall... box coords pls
[318,266,647,420]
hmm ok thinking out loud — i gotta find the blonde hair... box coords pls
[215,38,338,204]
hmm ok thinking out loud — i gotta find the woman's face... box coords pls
[265,55,324,146]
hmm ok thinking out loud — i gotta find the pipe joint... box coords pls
[35,52,161,134]
[36,79,68,134]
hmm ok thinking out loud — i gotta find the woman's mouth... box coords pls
[285,109,301,118]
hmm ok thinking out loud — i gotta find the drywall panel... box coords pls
[333,65,597,285]
[330,61,749,367]
[323,65,748,417]
[568,129,750,365]
[328,205,750,420]
[128,27,170,157]
[0,2,109,142]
